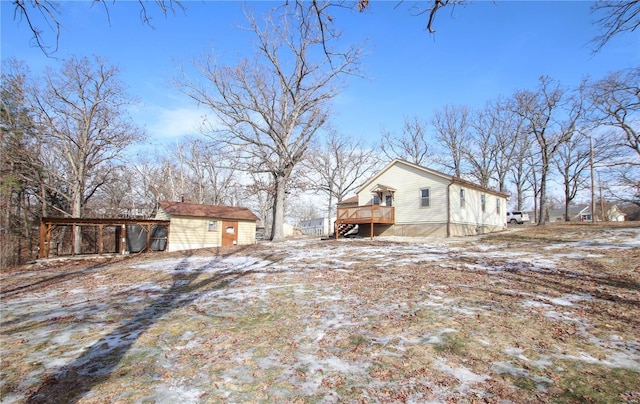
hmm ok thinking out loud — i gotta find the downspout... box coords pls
[447,179,453,238]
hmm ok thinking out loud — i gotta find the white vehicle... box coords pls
[507,211,529,224]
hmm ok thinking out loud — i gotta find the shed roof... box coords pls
[337,195,358,206]
[158,201,259,222]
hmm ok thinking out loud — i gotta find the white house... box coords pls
[335,159,508,238]
[299,217,335,236]
[545,204,627,222]
[545,205,592,222]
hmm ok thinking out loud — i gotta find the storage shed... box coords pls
[155,201,260,251]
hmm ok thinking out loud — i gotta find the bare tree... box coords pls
[432,104,470,178]
[171,137,239,205]
[303,132,382,228]
[510,136,538,214]
[484,97,527,193]
[12,0,637,59]
[588,67,640,206]
[465,108,501,188]
[131,151,186,208]
[513,77,585,225]
[552,129,615,221]
[0,59,42,266]
[32,55,144,252]
[10,0,184,56]
[589,67,640,161]
[242,171,276,237]
[591,1,640,52]
[179,4,362,242]
[380,115,432,165]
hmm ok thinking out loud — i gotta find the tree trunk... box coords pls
[564,181,571,221]
[537,159,548,226]
[326,194,333,237]
[72,184,83,254]
[270,173,287,242]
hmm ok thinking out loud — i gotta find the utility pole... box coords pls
[590,136,596,223]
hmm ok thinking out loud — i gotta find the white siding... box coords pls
[155,207,170,220]
[167,216,257,252]
[449,184,506,229]
[237,221,257,245]
[168,216,221,252]
[356,160,507,236]
[358,162,450,224]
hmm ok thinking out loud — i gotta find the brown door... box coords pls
[221,221,238,246]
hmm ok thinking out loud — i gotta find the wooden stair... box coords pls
[335,223,356,238]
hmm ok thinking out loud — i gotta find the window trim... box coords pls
[420,187,430,208]
[496,198,501,214]
[208,220,217,232]
[385,194,393,207]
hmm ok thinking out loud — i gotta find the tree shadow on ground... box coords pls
[26,246,285,403]
[472,258,640,328]
[1,258,123,298]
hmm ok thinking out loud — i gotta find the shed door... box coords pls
[222,221,238,246]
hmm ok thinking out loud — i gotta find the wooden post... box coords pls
[98,224,103,255]
[146,224,151,253]
[370,205,374,240]
[39,221,47,259]
[165,224,170,252]
[121,224,127,254]
[115,226,121,253]
[71,224,76,257]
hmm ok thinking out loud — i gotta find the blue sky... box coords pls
[2,1,639,149]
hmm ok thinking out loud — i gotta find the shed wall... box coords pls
[168,216,221,252]
[237,221,257,245]
[167,216,256,252]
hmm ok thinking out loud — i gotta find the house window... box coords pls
[420,188,430,207]
[373,194,381,205]
[460,189,466,208]
[481,194,486,212]
[496,198,501,214]
[208,220,217,231]
[385,195,393,206]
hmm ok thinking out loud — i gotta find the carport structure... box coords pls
[38,217,170,259]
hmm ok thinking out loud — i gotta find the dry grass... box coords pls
[1,222,639,403]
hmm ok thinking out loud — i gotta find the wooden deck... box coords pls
[334,205,395,239]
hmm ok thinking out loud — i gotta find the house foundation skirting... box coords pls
[392,223,447,238]
[448,223,505,237]
[361,223,506,238]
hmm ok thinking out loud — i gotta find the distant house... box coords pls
[335,159,508,238]
[544,203,626,222]
[299,217,333,236]
[603,204,627,222]
[155,201,259,252]
[545,205,592,222]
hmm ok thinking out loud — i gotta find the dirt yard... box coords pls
[1,222,639,403]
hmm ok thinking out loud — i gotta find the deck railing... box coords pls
[336,205,395,224]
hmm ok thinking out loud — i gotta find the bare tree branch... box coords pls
[591,0,640,52]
